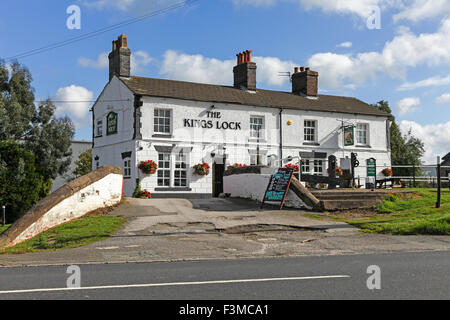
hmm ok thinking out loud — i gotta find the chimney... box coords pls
[109,34,131,81]
[233,50,257,91]
[291,66,318,97]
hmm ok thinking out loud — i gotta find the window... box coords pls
[356,123,369,145]
[301,159,310,174]
[250,116,264,139]
[304,120,317,142]
[314,160,324,176]
[154,109,171,134]
[123,159,131,178]
[301,159,324,175]
[96,120,103,137]
[157,151,189,188]
[106,112,118,136]
[174,152,188,187]
[157,153,171,187]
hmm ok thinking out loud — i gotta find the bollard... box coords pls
[2,206,5,227]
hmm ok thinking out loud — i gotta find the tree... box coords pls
[372,100,425,177]
[0,61,75,183]
[73,149,92,178]
[0,141,46,221]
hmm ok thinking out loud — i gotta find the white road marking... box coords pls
[0,275,350,295]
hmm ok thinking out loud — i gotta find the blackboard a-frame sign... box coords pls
[261,168,295,210]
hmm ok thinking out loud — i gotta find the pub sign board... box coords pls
[367,158,377,177]
[344,126,354,146]
[261,167,294,210]
[107,112,118,136]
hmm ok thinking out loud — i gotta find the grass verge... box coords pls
[0,216,125,254]
[0,225,10,235]
[330,189,450,235]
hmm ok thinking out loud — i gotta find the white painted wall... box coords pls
[224,174,309,209]
[93,77,391,197]
[9,173,123,247]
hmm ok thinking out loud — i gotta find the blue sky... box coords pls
[1,0,450,162]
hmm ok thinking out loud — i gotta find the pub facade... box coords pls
[92,35,392,198]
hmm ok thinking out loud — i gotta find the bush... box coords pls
[0,141,47,222]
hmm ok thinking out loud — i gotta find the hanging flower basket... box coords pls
[193,162,210,176]
[139,160,158,175]
[285,164,299,172]
[382,168,393,177]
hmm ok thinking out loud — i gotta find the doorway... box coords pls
[213,161,225,197]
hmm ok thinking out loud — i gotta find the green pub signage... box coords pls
[367,158,376,177]
[107,112,118,136]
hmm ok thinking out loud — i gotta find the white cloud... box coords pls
[306,19,450,89]
[78,51,153,73]
[298,0,385,19]
[399,120,450,163]
[397,97,420,116]
[394,0,450,23]
[160,50,296,87]
[78,52,109,69]
[436,93,450,105]
[398,75,450,91]
[53,85,94,121]
[337,42,353,48]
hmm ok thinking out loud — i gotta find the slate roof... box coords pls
[120,76,388,117]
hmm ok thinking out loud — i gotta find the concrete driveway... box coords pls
[1,197,449,267]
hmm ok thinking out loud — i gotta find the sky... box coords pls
[1,0,450,163]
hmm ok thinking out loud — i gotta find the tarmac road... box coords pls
[0,251,448,300]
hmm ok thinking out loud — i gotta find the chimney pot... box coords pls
[247,50,252,63]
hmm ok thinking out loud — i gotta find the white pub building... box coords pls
[92,35,391,198]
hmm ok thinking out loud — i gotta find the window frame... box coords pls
[123,158,132,179]
[249,116,264,140]
[356,123,370,146]
[304,120,318,143]
[96,119,103,137]
[154,108,172,135]
[157,151,190,188]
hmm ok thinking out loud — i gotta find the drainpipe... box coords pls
[279,108,284,162]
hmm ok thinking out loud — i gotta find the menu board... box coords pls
[261,168,294,210]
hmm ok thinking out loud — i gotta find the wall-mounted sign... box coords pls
[344,126,354,146]
[183,111,242,130]
[367,158,377,177]
[107,112,118,136]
